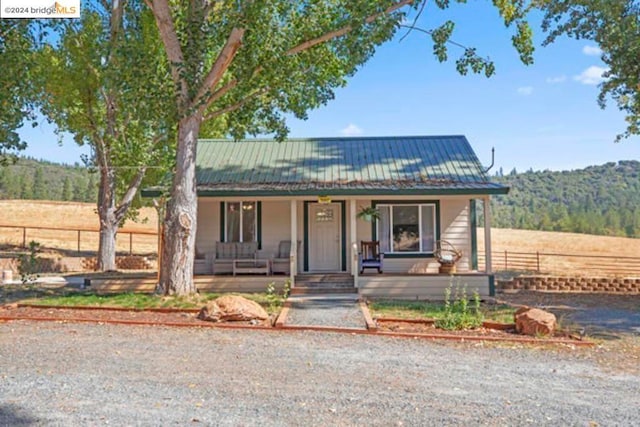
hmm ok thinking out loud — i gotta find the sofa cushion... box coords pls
[236,242,258,259]
[216,242,236,259]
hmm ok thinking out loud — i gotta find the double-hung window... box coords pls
[224,201,257,242]
[376,203,436,254]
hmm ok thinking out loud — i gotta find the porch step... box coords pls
[295,273,353,284]
[291,286,357,295]
[293,274,356,295]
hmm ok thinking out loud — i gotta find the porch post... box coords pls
[349,199,358,288]
[483,196,493,273]
[290,199,297,287]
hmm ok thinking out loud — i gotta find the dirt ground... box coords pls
[495,291,640,336]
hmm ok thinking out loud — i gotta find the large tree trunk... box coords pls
[97,216,118,271]
[159,114,201,295]
[97,164,118,271]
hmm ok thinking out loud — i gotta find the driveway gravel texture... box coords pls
[285,296,366,329]
[1,322,638,426]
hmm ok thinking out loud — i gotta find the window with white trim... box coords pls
[225,201,257,242]
[376,204,436,254]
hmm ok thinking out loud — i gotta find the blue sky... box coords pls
[19,1,639,172]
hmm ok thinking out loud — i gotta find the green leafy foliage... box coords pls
[434,283,484,330]
[540,0,640,141]
[18,240,42,284]
[0,20,37,164]
[265,280,291,312]
[490,161,640,237]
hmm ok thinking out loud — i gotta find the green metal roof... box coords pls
[144,136,509,197]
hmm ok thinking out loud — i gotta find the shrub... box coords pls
[18,240,42,284]
[434,282,484,330]
[265,280,291,312]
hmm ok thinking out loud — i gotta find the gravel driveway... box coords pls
[1,321,638,426]
[285,295,366,329]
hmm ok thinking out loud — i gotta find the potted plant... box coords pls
[357,206,380,222]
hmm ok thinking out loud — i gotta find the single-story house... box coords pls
[145,135,508,298]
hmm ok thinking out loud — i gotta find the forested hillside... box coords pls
[0,157,98,202]
[491,160,640,238]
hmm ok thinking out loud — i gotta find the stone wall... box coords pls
[498,276,640,293]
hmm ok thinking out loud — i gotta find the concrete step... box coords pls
[291,286,357,295]
[295,281,355,288]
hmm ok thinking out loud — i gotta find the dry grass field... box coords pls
[0,200,158,255]
[478,228,640,276]
[480,228,640,256]
[1,200,639,275]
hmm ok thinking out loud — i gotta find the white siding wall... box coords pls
[359,275,490,299]
[260,200,290,255]
[440,199,471,271]
[196,199,219,256]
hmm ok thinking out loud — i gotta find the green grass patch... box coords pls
[21,291,283,313]
[369,300,515,324]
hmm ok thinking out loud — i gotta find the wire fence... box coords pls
[478,250,640,277]
[0,224,158,255]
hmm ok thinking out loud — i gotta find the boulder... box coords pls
[197,295,268,323]
[514,307,557,336]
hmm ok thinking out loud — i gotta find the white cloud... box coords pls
[574,66,609,85]
[546,75,567,84]
[582,45,603,56]
[340,123,363,136]
[517,86,534,96]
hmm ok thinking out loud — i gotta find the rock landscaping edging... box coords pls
[499,276,640,293]
[0,303,595,346]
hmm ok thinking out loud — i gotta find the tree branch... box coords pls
[108,0,124,60]
[202,0,415,109]
[287,0,415,55]
[194,27,245,113]
[115,166,148,221]
[148,0,189,107]
[203,87,268,121]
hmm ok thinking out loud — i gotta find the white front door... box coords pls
[309,203,341,271]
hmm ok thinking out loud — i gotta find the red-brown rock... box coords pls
[197,295,268,323]
[514,307,557,336]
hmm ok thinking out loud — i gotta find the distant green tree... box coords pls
[62,176,73,201]
[32,167,46,199]
[84,173,97,202]
[18,174,31,199]
[491,160,640,238]
[72,178,84,202]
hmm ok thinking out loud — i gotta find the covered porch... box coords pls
[194,194,497,297]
